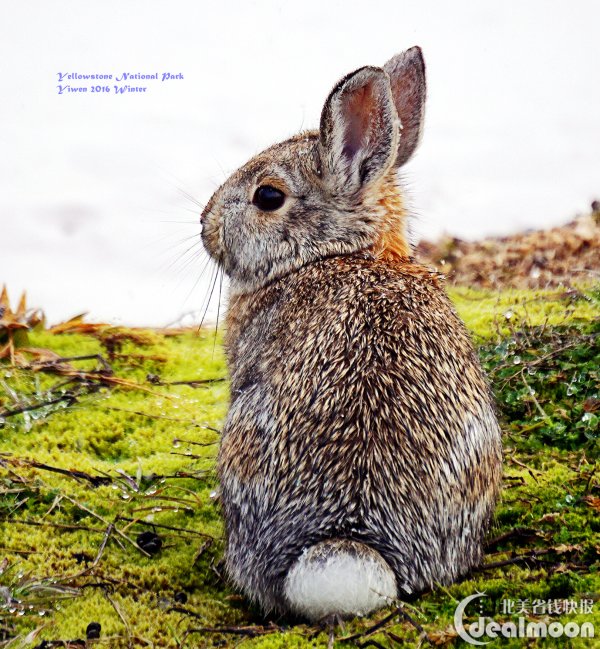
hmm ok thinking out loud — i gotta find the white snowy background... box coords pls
[1,0,599,325]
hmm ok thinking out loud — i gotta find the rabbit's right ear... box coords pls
[319,66,398,198]
[383,46,426,167]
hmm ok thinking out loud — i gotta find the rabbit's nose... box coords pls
[200,208,212,227]
[200,196,217,224]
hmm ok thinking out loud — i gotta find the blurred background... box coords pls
[1,0,599,326]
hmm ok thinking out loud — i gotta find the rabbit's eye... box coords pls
[253,185,285,211]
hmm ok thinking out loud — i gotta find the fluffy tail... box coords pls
[283,539,397,621]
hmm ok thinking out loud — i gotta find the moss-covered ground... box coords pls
[1,286,599,647]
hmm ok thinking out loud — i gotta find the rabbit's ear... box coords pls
[383,46,426,167]
[319,66,398,196]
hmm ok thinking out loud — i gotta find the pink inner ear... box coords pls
[393,73,420,132]
[384,48,426,167]
[341,81,378,162]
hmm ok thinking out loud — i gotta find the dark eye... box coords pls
[252,185,286,211]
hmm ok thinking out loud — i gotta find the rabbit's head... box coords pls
[201,47,426,293]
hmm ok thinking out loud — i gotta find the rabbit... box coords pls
[200,46,503,622]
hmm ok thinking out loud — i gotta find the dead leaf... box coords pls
[427,626,459,646]
[583,495,600,512]
[583,398,600,413]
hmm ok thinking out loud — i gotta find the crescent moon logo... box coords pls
[454,592,490,645]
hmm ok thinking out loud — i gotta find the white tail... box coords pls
[283,539,397,621]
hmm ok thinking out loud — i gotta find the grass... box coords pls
[1,285,599,647]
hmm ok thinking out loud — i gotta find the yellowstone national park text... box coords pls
[56,71,184,94]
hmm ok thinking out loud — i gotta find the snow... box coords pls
[1,0,599,325]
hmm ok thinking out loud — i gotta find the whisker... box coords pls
[140,221,200,255]
[212,157,229,183]
[170,232,202,245]
[212,268,225,357]
[159,248,201,280]
[171,247,207,281]
[163,238,204,274]
[177,187,205,209]
[154,219,200,224]
[177,253,213,296]
[198,265,220,331]
[193,262,217,323]
[150,162,208,209]
[140,205,199,218]
[151,232,201,258]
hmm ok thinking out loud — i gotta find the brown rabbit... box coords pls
[201,47,502,621]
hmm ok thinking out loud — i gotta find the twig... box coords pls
[398,605,431,644]
[192,540,213,565]
[102,406,221,432]
[474,548,556,571]
[168,605,204,620]
[0,518,106,534]
[0,394,75,419]
[161,470,213,481]
[32,641,86,648]
[507,454,540,483]
[340,605,431,646]
[340,609,400,643]
[91,523,113,569]
[173,437,220,446]
[154,377,226,387]
[484,527,541,550]
[520,370,553,425]
[385,630,412,646]
[357,641,387,649]
[117,517,216,539]
[180,624,280,638]
[27,461,111,487]
[104,589,133,649]
[0,547,36,555]
[583,465,598,495]
[68,524,114,581]
[27,353,113,373]
[60,494,150,557]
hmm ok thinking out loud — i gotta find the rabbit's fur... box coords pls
[201,47,502,621]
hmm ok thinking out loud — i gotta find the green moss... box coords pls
[450,285,599,340]
[1,286,599,647]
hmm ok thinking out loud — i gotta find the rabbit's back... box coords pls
[219,253,502,612]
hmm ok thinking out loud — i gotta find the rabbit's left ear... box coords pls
[383,46,427,167]
[319,66,399,197]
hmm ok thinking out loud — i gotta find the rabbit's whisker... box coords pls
[182,255,214,306]
[161,240,204,276]
[171,247,207,282]
[198,264,219,330]
[177,186,205,209]
[212,268,225,357]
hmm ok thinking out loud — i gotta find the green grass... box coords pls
[1,286,599,647]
